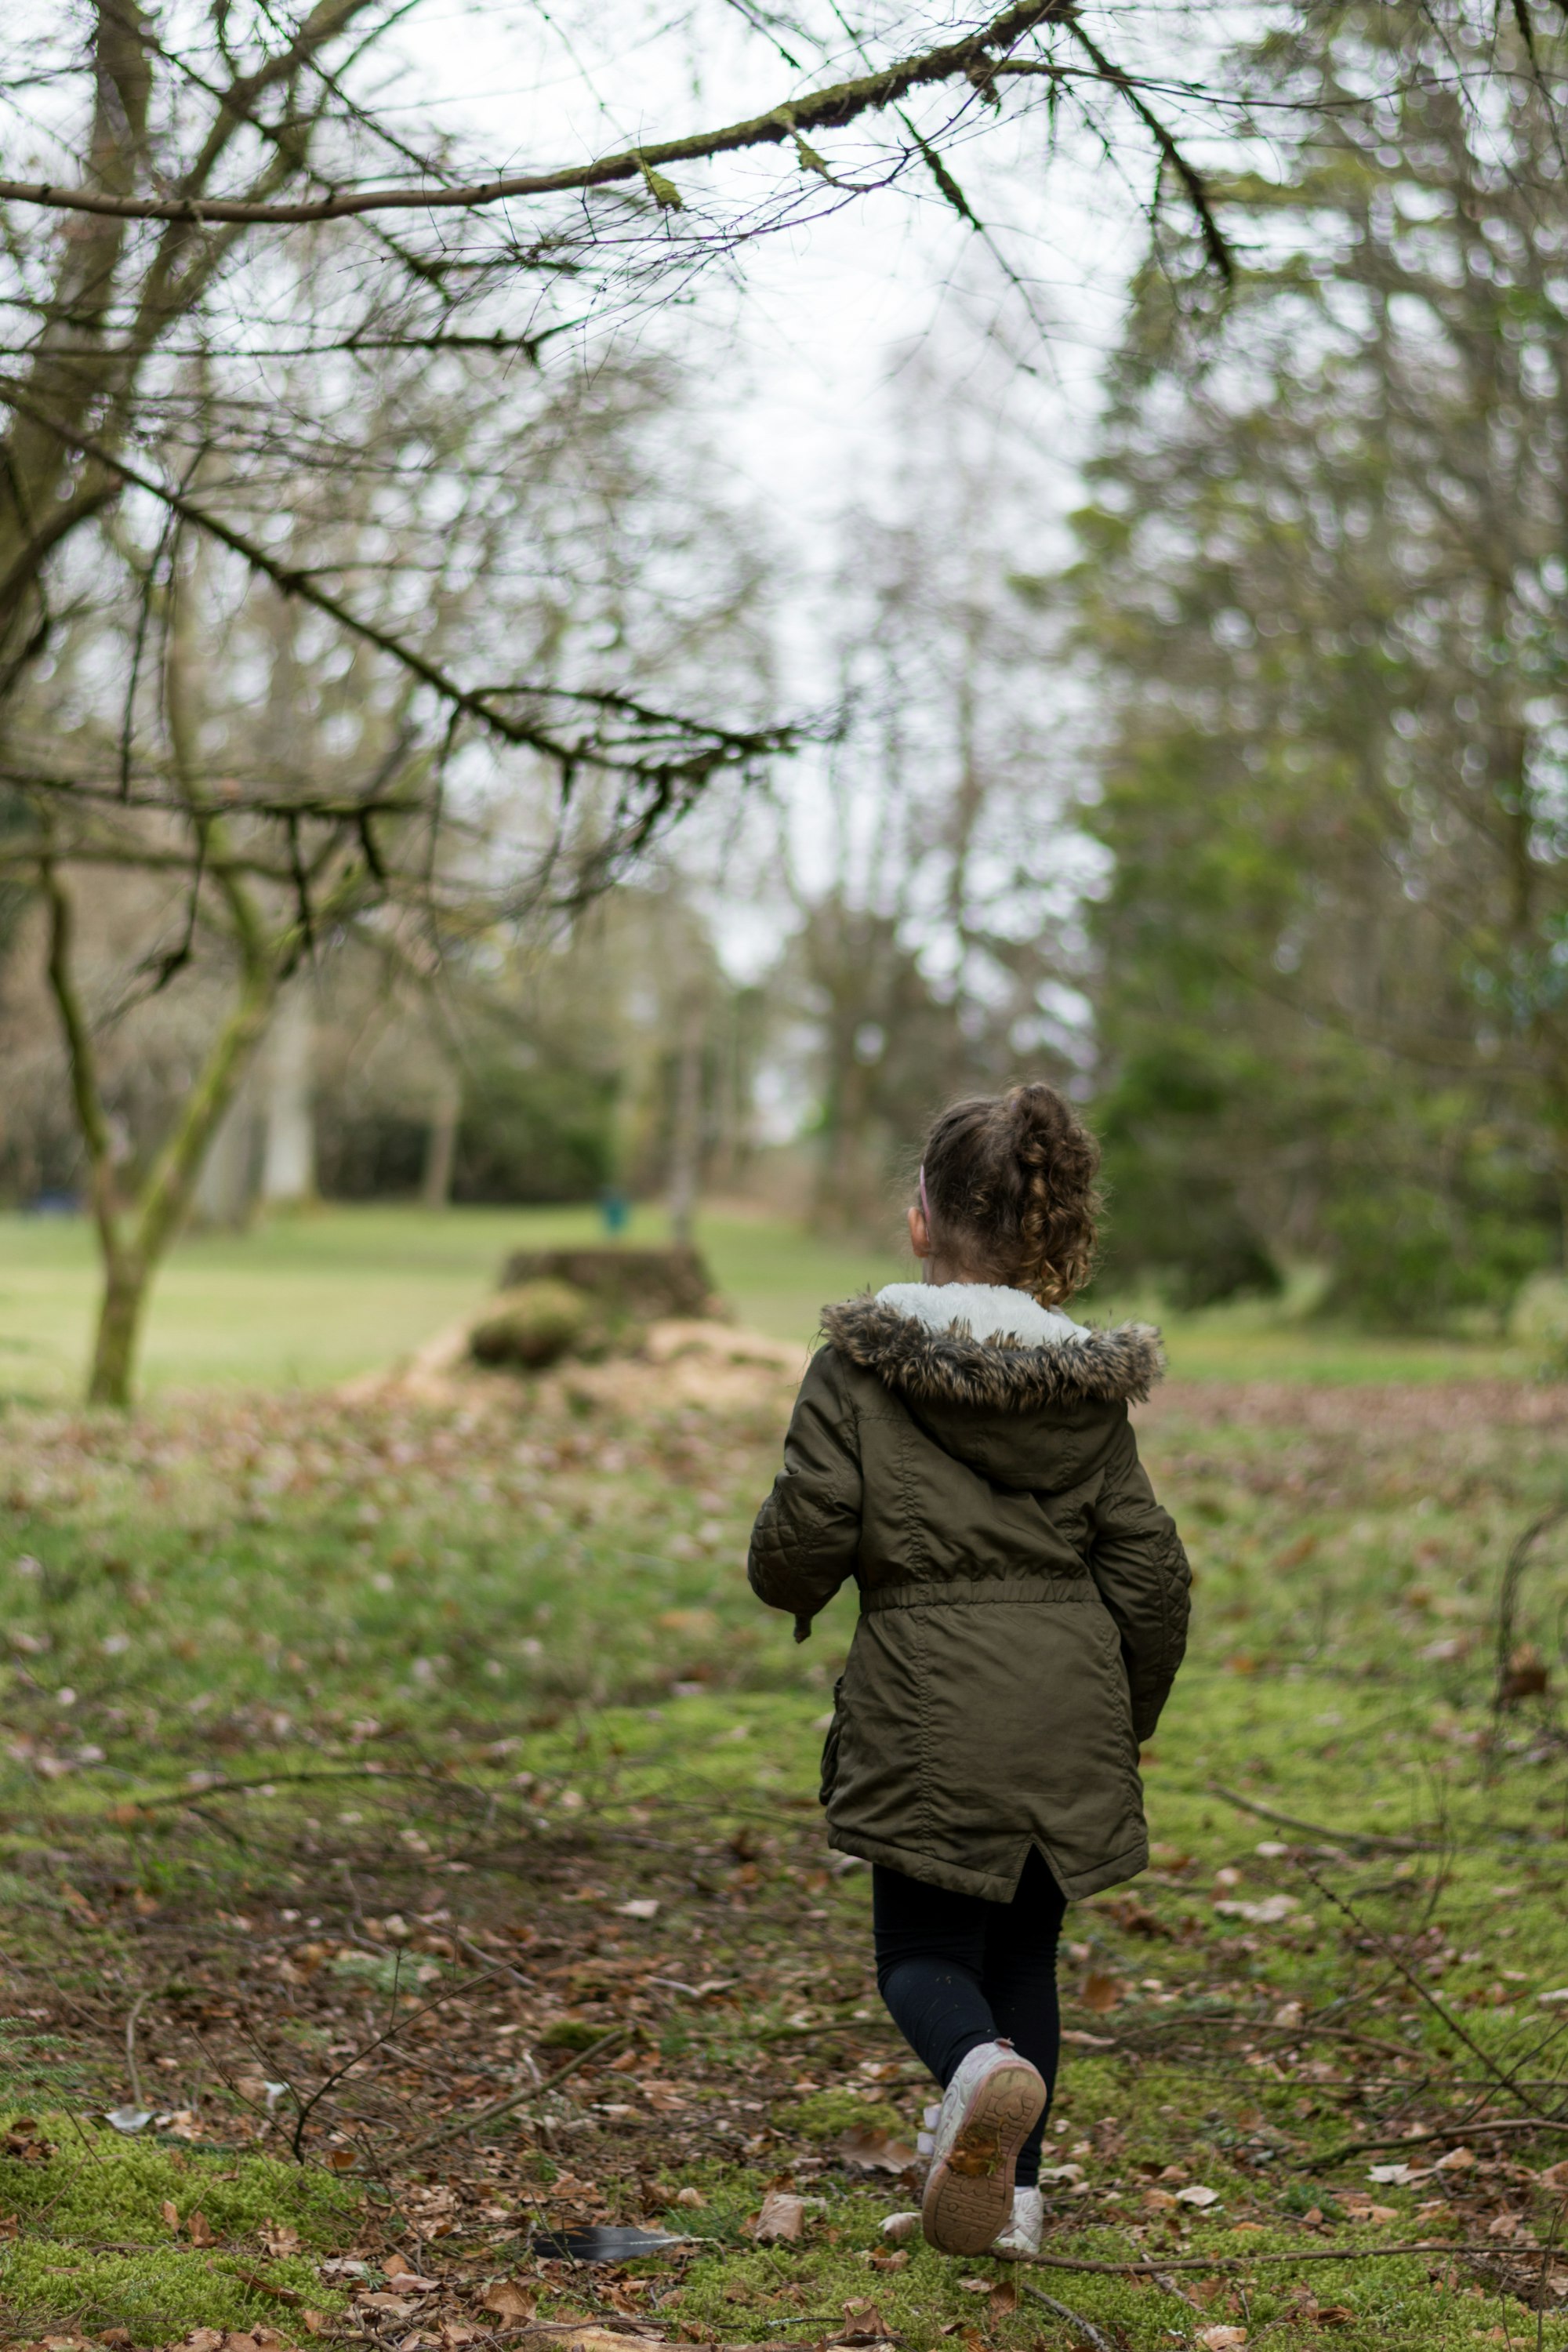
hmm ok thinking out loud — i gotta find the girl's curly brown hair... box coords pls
[919,1082,1102,1307]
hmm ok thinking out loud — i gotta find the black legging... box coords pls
[872,1846,1065,2190]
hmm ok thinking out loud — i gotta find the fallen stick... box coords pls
[1207,1782,1443,1853]
[1020,2240,1501,2276]
[1291,1857,1553,2122]
[1310,2114,1568,2170]
[1017,2279,1115,2351]
[103,1765,471,1813]
[409,2025,631,2154]
[753,2021,900,2042]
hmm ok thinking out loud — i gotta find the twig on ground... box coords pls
[1022,2241,1504,2275]
[1291,1856,1552,2119]
[753,2020,900,2042]
[111,1765,505,1813]
[1150,2267,1207,2313]
[1017,2276,1117,2350]
[408,2024,633,2154]
[123,1990,150,2111]
[1207,1782,1443,1853]
[1537,2192,1564,2351]
[1309,2115,1568,2170]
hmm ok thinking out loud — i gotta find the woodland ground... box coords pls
[0,1227,1565,2352]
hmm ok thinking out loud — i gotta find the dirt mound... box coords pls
[340,1314,804,1414]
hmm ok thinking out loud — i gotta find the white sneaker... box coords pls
[989,2184,1044,2259]
[919,2039,1047,2256]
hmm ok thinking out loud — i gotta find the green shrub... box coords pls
[454,1055,616,1204]
[1321,1183,1550,1330]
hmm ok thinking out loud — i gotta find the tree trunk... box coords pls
[194,1076,260,1228]
[261,981,316,1205]
[667,996,706,1246]
[422,1073,461,1208]
[88,1251,151,1407]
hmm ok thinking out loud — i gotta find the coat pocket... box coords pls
[818,1675,845,1806]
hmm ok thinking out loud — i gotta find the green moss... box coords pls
[0,2125,358,2332]
[782,2089,908,2143]
[1,2238,342,2337]
[541,2019,608,2050]
[0,2123,358,2244]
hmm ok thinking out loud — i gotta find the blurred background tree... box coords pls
[6,0,1568,1389]
[1067,0,1568,1325]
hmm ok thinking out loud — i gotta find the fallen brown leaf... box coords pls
[835,2300,893,2346]
[1082,1972,1123,2014]
[753,2190,805,2245]
[481,2282,536,2325]
[515,2330,665,2352]
[835,2126,917,2173]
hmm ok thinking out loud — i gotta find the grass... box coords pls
[0,1204,906,1403]
[0,1208,1560,2345]
[0,1352,1566,2347]
[0,1203,1534,1406]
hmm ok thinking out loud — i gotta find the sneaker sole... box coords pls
[920,2060,1046,2256]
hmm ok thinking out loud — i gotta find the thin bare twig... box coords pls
[1021,2241,1515,2276]
[1017,2277,1116,2351]
[408,2024,633,2154]
[1309,2114,1568,2172]
[0,5,1105,228]
[1207,1780,1444,1853]
[1292,1856,1552,2119]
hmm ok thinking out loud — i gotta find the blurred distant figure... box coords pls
[600,1188,631,1236]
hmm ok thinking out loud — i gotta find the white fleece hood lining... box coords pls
[874,1281,1087,1348]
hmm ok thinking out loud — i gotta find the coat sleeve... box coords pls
[1087,1416,1191,1744]
[747,1347,863,1641]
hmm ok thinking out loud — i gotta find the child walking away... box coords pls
[746,1086,1190,2259]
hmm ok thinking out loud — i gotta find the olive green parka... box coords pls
[747,1284,1190,1903]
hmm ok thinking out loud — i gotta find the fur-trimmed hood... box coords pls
[820,1283,1164,1491]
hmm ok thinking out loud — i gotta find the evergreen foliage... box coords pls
[1073,0,1568,1322]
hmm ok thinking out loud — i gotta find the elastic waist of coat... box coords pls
[859,1575,1092,1613]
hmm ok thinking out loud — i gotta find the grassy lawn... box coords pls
[0,1203,1533,1405]
[0,1342,1564,2347]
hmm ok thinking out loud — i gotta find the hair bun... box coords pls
[919,1083,1101,1306]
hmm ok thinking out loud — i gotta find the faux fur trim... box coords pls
[821,1290,1166,1410]
[875,1280,1086,1347]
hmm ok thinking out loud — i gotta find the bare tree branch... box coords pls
[0,374,801,807]
[0,2,1092,227]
